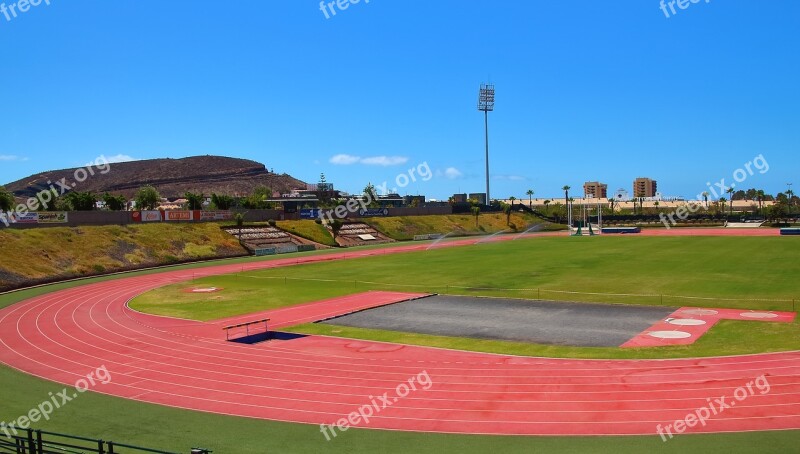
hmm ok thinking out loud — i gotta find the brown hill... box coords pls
[4,155,307,200]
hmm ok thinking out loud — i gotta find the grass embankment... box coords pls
[367,213,563,240]
[2,243,799,452]
[276,220,336,246]
[131,236,800,359]
[0,223,246,291]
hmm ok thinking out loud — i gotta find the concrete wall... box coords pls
[0,207,453,229]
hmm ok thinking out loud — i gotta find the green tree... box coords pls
[0,186,14,212]
[701,191,709,209]
[363,183,379,208]
[211,193,234,210]
[786,188,796,215]
[726,187,735,216]
[63,191,97,211]
[102,193,127,211]
[184,192,204,210]
[242,186,272,209]
[550,202,565,224]
[471,206,481,228]
[135,185,161,210]
[562,185,570,209]
[526,189,534,208]
[756,190,766,216]
[233,212,245,243]
[330,219,343,241]
[502,202,512,226]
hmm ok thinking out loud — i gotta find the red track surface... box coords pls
[1,234,799,436]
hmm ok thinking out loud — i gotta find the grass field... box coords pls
[3,236,799,452]
[276,220,337,246]
[131,235,800,359]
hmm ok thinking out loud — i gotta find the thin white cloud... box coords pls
[329,154,408,166]
[329,154,361,165]
[0,155,28,162]
[495,174,527,181]
[360,156,408,166]
[444,167,463,179]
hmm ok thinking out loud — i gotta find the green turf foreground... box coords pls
[2,238,799,452]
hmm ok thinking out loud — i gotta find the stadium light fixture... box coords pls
[478,83,495,205]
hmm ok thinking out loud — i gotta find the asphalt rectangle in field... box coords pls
[322,295,677,347]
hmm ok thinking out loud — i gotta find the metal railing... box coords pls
[0,429,210,454]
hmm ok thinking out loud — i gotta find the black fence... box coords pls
[0,429,211,454]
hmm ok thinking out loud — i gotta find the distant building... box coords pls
[613,188,630,201]
[468,193,487,205]
[583,181,608,199]
[451,193,468,203]
[633,178,658,198]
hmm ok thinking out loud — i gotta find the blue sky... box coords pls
[0,0,797,200]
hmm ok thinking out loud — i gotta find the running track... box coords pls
[1,230,799,436]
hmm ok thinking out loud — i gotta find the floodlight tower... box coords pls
[478,83,495,204]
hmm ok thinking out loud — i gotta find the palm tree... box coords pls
[726,187,735,216]
[701,191,709,209]
[234,212,245,244]
[568,197,575,226]
[509,196,517,209]
[562,186,570,209]
[526,189,534,208]
[543,199,551,215]
[719,197,727,215]
[653,201,660,213]
[756,190,766,216]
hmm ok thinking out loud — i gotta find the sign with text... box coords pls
[38,212,69,224]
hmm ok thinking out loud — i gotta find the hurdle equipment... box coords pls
[223,318,270,341]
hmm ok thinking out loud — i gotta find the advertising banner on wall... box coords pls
[139,211,163,222]
[358,208,389,217]
[38,212,69,224]
[299,209,321,219]
[198,211,233,221]
[13,213,39,224]
[163,211,193,221]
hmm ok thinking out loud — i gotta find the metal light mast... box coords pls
[478,83,495,205]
